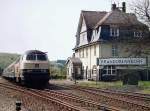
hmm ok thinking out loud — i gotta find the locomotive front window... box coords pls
[26,54,36,60]
[37,54,47,61]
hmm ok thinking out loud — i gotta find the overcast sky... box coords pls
[0,0,130,60]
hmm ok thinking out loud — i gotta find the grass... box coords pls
[139,81,150,94]
[78,81,123,89]
[77,80,150,94]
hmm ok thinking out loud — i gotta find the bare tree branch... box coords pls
[131,0,150,26]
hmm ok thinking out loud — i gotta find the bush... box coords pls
[102,75,117,81]
[122,70,140,85]
[50,75,66,79]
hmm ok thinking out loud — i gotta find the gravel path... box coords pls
[0,78,57,111]
[0,77,26,111]
[0,93,27,111]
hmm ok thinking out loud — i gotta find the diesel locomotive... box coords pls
[2,50,50,85]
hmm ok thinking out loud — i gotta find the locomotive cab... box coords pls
[20,50,50,85]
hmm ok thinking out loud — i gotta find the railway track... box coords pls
[81,86,150,99]
[0,83,85,111]
[39,89,121,111]
[52,83,150,111]
[1,79,149,111]
[0,82,121,111]
[73,85,150,105]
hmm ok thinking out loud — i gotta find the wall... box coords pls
[79,18,88,46]
[101,43,112,58]
[66,61,73,79]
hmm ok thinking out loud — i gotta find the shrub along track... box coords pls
[0,82,121,111]
[51,83,150,111]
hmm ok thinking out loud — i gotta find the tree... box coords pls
[131,0,150,27]
[127,0,150,57]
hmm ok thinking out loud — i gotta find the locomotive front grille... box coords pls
[23,62,49,69]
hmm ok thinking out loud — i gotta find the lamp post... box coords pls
[73,67,76,84]
[96,58,100,85]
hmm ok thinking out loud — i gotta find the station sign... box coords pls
[97,58,147,66]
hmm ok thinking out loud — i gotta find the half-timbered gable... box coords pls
[91,26,101,42]
[79,18,88,46]
[75,11,107,47]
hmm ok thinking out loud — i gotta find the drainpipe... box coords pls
[99,42,101,80]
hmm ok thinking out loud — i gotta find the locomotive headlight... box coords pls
[22,69,33,73]
[26,69,32,72]
[41,69,47,73]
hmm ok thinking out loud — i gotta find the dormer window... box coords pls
[134,31,143,37]
[79,50,81,58]
[110,28,119,37]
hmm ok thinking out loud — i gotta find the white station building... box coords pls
[67,2,150,81]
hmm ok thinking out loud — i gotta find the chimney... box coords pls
[122,2,126,13]
[72,53,75,58]
[111,3,117,11]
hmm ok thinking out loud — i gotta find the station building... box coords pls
[66,2,150,81]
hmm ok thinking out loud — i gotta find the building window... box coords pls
[110,28,119,37]
[79,50,81,58]
[78,68,81,74]
[82,48,84,58]
[103,66,116,76]
[86,48,88,57]
[134,31,142,37]
[94,45,96,56]
[112,44,118,57]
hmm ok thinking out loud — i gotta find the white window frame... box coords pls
[103,66,116,76]
[112,44,118,57]
[110,28,119,37]
[86,48,88,58]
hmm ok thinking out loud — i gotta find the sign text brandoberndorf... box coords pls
[97,58,147,66]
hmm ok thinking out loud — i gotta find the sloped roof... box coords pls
[25,50,46,55]
[80,10,145,30]
[95,10,144,27]
[81,11,107,29]
[66,57,82,65]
